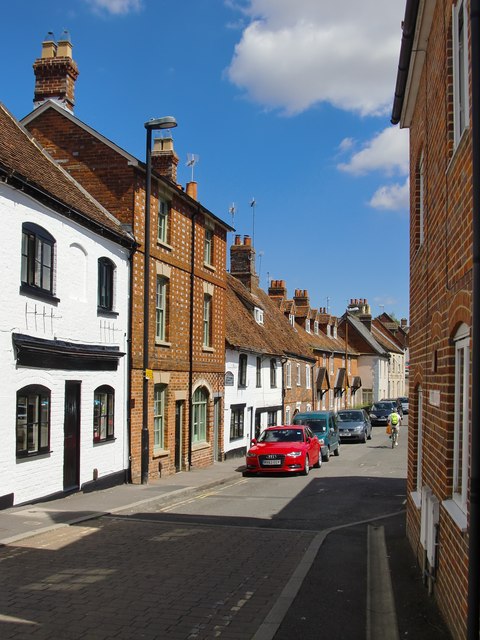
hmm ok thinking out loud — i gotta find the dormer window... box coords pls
[254,307,264,325]
[306,319,311,333]
[327,325,331,337]
[333,326,338,339]
[289,314,295,327]
[314,321,319,335]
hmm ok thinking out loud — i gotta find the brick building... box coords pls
[392,1,473,637]
[22,34,233,482]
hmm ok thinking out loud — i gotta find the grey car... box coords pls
[337,409,372,443]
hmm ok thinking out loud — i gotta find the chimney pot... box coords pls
[244,235,251,246]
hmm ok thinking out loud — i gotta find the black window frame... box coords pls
[98,257,115,312]
[21,222,55,298]
[230,405,245,440]
[93,385,115,443]
[256,356,262,388]
[238,353,247,388]
[270,358,277,388]
[16,384,51,458]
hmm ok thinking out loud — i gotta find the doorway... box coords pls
[63,381,81,491]
[175,401,184,472]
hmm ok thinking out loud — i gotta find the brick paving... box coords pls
[0,516,314,640]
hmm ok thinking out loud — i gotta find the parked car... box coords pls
[337,409,372,443]
[244,425,321,475]
[369,402,393,426]
[293,410,340,461]
[380,398,404,417]
[398,396,409,414]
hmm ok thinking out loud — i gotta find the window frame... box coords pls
[204,227,213,265]
[157,197,170,244]
[286,361,292,388]
[21,223,55,296]
[16,385,51,457]
[192,387,208,444]
[270,358,277,388]
[238,353,248,388]
[203,293,212,348]
[156,275,168,342]
[93,385,115,443]
[453,324,470,513]
[230,405,245,440]
[256,356,262,388]
[453,0,470,147]
[153,384,166,451]
[98,257,115,312]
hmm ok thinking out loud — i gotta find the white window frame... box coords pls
[204,227,213,265]
[157,198,170,244]
[153,384,166,451]
[254,307,264,325]
[306,319,311,333]
[156,275,167,341]
[453,0,470,147]
[203,294,212,347]
[306,365,311,390]
[296,363,301,386]
[286,361,292,388]
[453,324,470,513]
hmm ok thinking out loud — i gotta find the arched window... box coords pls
[21,223,55,295]
[192,387,208,443]
[16,385,51,457]
[93,385,115,442]
[98,257,115,311]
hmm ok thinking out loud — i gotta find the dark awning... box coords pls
[334,368,347,390]
[316,367,330,392]
[13,333,124,371]
[351,375,362,390]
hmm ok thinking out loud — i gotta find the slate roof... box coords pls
[226,274,314,361]
[0,103,133,245]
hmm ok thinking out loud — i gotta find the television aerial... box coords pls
[186,153,199,181]
[229,202,236,225]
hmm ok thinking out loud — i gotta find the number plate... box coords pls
[262,459,282,466]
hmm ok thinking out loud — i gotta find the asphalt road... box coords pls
[0,419,452,639]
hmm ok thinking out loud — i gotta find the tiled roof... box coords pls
[0,103,133,243]
[226,274,314,361]
[343,313,389,356]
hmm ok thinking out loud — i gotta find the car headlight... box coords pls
[318,438,325,445]
[354,426,363,431]
[246,452,257,458]
[288,451,302,458]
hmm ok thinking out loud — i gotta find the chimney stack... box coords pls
[230,235,258,291]
[151,136,179,184]
[268,279,287,300]
[33,31,79,113]
[186,181,197,200]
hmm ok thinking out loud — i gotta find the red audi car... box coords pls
[244,425,321,475]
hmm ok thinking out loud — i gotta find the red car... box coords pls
[244,425,321,475]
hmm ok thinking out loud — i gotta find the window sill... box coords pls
[442,498,468,533]
[20,283,60,304]
[93,437,116,445]
[155,339,172,348]
[204,262,216,273]
[16,450,52,460]
[153,448,170,458]
[97,308,119,318]
[202,346,214,353]
[192,441,210,452]
[157,240,173,251]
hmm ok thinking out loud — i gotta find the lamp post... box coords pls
[141,116,177,485]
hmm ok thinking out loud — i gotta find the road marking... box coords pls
[367,524,400,640]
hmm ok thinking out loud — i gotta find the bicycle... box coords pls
[390,425,399,448]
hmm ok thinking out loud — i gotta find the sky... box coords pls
[1,0,410,320]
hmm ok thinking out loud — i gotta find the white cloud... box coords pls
[369,177,409,211]
[226,0,403,116]
[338,126,409,176]
[85,0,142,15]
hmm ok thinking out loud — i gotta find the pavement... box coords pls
[0,456,452,640]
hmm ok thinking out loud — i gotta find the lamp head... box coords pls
[144,116,178,131]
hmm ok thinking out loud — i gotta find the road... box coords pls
[0,419,451,639]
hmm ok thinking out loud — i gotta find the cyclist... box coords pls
[388,408,401,446]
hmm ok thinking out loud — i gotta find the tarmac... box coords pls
[0,457,453,640]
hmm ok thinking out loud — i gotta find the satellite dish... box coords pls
[186,153,199,181]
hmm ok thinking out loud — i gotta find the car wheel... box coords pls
[302,455,310,475]
[322,448,330,462]
[334,443,340,456]
[314,450,322,468]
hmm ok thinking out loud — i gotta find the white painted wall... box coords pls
[0,183,131,505]
[224,349,283,456]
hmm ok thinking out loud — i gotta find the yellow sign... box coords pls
[145,369,153,380]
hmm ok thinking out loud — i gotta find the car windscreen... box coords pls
[259,429,304,443]
[371,403,391,411]
[294,418,327,433]
[338,411,362,422]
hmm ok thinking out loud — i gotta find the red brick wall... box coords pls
[406,3,472,638]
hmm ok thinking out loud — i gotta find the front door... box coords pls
[64,381,81,491]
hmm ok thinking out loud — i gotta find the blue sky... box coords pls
[1,0,410,320]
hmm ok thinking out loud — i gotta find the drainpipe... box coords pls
[468,2,480,638]
[126,242,136,483]
[188,203,200,468]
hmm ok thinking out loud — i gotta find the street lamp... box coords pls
[141,116,177,485]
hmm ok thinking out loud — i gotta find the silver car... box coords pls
[337,409,372,443]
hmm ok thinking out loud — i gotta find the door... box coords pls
[64,381,81,491]
[175,401,183,472]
